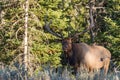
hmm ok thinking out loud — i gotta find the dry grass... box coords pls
[0,63,120,80]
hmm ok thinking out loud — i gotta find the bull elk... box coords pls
[43,21,111,75]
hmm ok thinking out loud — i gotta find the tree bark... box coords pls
[89,0,95,43]
[24,0,29,73]
[0,6,5,25]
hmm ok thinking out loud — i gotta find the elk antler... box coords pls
[73,27,90,38]
[43,20,63,38]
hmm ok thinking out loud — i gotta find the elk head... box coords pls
[43,21,89,59]
[43,21,71,58]
[62,37,72,59]
[62,38,72,52]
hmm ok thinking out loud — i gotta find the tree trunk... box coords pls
[89,0,95,43]
[23,0,29,74]
[0,8,5,25]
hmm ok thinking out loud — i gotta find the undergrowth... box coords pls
[0,63,120,80]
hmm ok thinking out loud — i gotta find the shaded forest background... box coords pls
[0,0,120,70]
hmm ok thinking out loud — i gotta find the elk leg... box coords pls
[73,63,78,75]
[104,58,110,75]
[88,67,93,73]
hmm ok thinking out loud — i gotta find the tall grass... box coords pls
[0,63,120,80]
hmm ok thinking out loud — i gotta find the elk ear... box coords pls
[71,37,80,43]
[67,37,72,43]
[71,37,74,42]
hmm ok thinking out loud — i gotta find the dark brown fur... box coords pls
[62,38,111,75]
